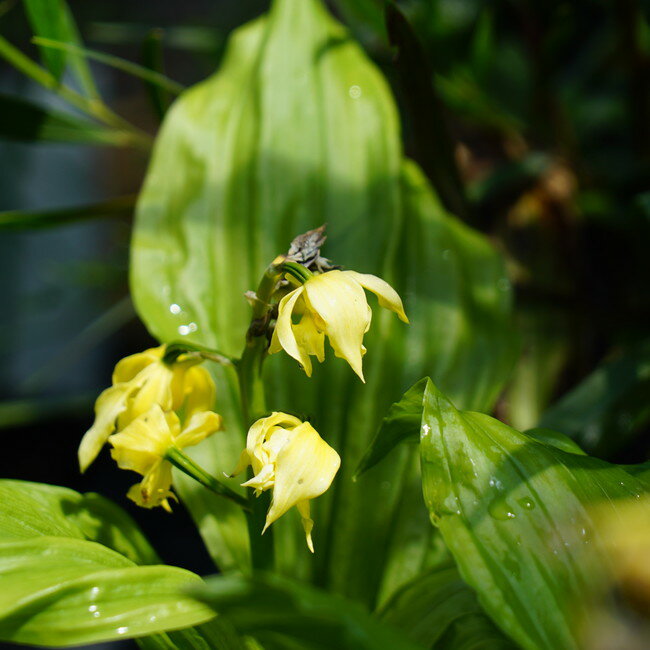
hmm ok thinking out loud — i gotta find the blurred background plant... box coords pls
[0,0,648,648]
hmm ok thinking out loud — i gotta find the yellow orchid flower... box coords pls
[232,412,340,552]
[109,404,222,511]
[269,270,408,381]
[78,345,215,473]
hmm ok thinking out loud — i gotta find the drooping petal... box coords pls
[264,421,340,531]
[183,365,216,416]
[109,405,173,475]
[269,286,313,375]
[112,346,163,384]
[303,271,370,381]
[292,312,325,363]
[230,448,252,478]
[78,383,131,472]
[174,410,222,449]
[296,500,315,553]
[342,270,409,323]
[127,461,175,511]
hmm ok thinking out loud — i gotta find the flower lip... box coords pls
[269,269,408,381]
[233,412,340,552]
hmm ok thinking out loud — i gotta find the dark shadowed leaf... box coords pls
[193,572,421,650]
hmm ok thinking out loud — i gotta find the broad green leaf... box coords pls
[0,479,159,564]
[524,427,586,456]
[131,0,515,605]
[540,342,650,453]
[23,0,98,97]
[0,536,214,646]
[0,93,130,145]
[0,194,136,230]
[420,378,650,650]
[378,565,516,649]
[355,377,427,478]
[192,572,421,650]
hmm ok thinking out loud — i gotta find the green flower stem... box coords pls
[165,446,249,511]
[163,341,235,367]
[235,256,311,570]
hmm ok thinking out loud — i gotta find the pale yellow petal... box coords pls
[241,463,275,492]
[112,346,163,384]
[230,448,251,477]
[109,405,173,475]
[184,365,216,416]
[264,422,340,529]
[303,271,370,381]
[270,286,313,375]
[78,383,131,473]
[246,412,302,457]
[293,312,325,363]
[128,363,175,418]
[127,461,175,510]
[343,271,409,323]
[297,500,314,553]
[174,411,222,449]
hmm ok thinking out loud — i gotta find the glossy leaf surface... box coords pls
[0,479,158,564]
[420,379,650,650]
[0,537,214,646]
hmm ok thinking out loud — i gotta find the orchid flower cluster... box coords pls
[78,228,408,551]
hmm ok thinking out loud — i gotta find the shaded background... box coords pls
[0,0,649,647]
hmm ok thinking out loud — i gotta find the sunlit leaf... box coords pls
[0,537,214,646]
[420,378,650,650]
[0,479,158,564]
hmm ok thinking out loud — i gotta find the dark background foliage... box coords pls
[0,0,648,647]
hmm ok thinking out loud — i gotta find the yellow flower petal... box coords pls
[343,270,409,323]
[127,363,175,419]
[303,270,370,381]
[109,405,174,475]
[264,421,340,531]
[270,286,313,375]
[78,383,131,473]
[174,411,222,449]
[292,312,325,363]
[296,500,315,553]
[112,346,163,384]
[127,461,175,510]
[184,365,216,417]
